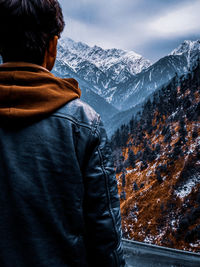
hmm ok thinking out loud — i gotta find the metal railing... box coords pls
[122,239,200,267]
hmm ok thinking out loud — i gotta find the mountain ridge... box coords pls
[54,38,200,113]
[55,38,151,105]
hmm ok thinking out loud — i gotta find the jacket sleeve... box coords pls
[82,116,126,267]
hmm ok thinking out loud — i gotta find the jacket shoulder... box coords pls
[53,98,100,128]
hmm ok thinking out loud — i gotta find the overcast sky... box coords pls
[58,0,200,62]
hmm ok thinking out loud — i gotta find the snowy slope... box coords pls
[170,40,200,69]
[55,38,151,102]
[58,37,150,77]
[55,39,200,112]
[116,40,200,110]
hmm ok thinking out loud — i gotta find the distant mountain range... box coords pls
[117,40,200,110]
[52,38,200,136]
[56,37,151,98]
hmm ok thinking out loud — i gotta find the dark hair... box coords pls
[0,0,65,64]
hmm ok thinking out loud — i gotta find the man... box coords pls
[0,0,126,266]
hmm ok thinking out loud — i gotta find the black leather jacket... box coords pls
[0,98,126,267]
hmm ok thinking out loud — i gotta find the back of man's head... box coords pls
[0,0,65,65]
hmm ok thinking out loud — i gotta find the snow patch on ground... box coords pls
[144,235,154,243]
[189,240,200,248]
[174,174,200,199]
[171,219,176,228]
[127,169,135,174]
[146,170,152,177]
[175,171,181,180]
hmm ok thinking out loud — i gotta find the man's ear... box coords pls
[48,35,58,58]
[43,35,58,71]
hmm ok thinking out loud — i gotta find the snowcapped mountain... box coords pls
[54,38,200,113]
[55,38,151,103]
[170,40,200,69]
[115,39,200,110]
[170,40,200,56]
[58,37,150,77]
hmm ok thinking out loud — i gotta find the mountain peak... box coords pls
[170,39,200,56]
[56,38,151,96]
[58,37,151,73]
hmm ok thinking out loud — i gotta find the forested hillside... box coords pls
[111,59,200,252]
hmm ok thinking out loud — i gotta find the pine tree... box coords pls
[121,173,126,187]
[128,149,136,168]
[133,182,138,191]
[179,118,187,144]
[120,191,126,200]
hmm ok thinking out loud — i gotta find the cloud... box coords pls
[62,18,122,49]
[58,0,200,61]
[148,0,200,38]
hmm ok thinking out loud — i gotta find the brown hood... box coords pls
[0,62,81,122]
